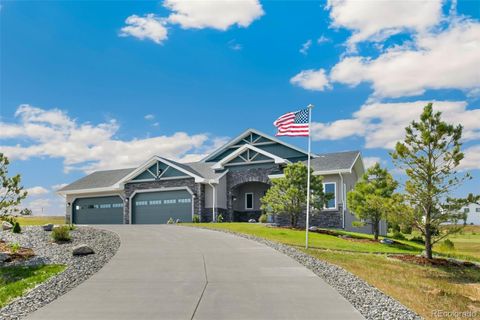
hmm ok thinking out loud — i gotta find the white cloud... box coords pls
[330,20,480,98]
[326,0,442,49]
[0,104,218,173]
[51,183,68,191]
[165,0,264,30]
[120,14,168,44]
[299,39,312,55]
[362,157,382,169]
[26,186,49,196]
[152,122,160,127]
[290,69,330,91]
[317,35,330,44]
[311,100,480,149]
[228,39,242,51]
[460,145,480,170]
[144,114,155,120]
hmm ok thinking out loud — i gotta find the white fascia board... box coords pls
[57,186,122,196]
[212,144,288,170]
[268,169,351,180]
[349,152,365,176]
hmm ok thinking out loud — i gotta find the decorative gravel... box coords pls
[0,226,120,320]
[202,227,422,320]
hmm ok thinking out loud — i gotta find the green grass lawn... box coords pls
[187,223,480,320]
[15,216,65,226]
[186,222,422,254]
[0,264,66,308]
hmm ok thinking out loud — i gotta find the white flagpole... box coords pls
[305,104,313,249]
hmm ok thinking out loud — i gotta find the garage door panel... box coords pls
[73,196,124,224]
[132,190,192,224]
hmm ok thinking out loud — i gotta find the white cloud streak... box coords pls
[0,104,219,173]
[120,14,168,44]
[290,69,330,91]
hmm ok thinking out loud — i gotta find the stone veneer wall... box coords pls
[226,165,280,221]
[201,208,228,222]
[123,178,198,224]
[273,204,343,229]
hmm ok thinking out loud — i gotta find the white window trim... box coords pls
[245,193,254,210]
[323,182,337,210]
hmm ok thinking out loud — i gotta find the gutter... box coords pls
[339,172,345,229]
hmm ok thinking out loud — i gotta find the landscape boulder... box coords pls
[42,224,54,231]
[248,219,256,223]
[380,239,394,245]
[309,226,318,231]
[0,252,10,264]
[72,244,95,256]
[2,221,13,231]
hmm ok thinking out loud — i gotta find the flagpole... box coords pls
[305,104,313,249]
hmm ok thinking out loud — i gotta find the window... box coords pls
[164,199,177,204]
[323,182,336,209]
[476,208,480,212]
[136,201,148,206]
[464,208,470,213]
[112,203,123,208]
[245,193,254,210]
[149,200,162,205]
[178,198,191,203]
[99,204,112,209]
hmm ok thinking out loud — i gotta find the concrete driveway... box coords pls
[28,225,364,320]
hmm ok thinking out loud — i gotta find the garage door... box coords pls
[132,190,193,224]
[73,196,124,224]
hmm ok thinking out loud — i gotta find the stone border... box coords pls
[191,226,422,320]
[0,226,120,320]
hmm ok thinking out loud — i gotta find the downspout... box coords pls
[339,173,345,229]
[208,181,216,222]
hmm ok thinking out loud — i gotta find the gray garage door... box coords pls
[132,190,193,224]
[73,196,124,224]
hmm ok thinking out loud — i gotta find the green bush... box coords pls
[410,236,424,244]
[51,226,71,242]
[400,224,412,235]
[392,231,406,240]
[259,214,268,223]
[442,239,455,250]
[8,242,21,253]
[216,214,223,223]
[167,217,175,224]
[12,222,21,234]
[68,224,76,230]
[192,214,200,223]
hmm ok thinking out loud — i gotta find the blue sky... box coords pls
[1,0,479,215]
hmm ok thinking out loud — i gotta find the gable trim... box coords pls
[212,144,289,170]
[202,128,312,162]
[118,156,207,185]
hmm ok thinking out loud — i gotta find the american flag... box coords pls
[273,108,310,136]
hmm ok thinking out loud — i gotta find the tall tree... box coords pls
[391,103,479,259]
[261,162,326,227]
[347,163,399,240]
[0,153,28,217]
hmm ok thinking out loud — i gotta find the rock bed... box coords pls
[202,227,422,320]
[0,226,120,320]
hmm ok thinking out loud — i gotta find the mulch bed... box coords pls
[389,254,478,268]
[0,240,35,263]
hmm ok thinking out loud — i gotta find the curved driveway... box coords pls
[28,225,364,320]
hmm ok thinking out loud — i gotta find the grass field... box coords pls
[188,223,480,320]
[15,216,65,226]
[0,264,66,308]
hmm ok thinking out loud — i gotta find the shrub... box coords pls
[12,222,21,234]
[400,224,412,235]
[410,236,424,244]
[216,214,223,223]
[52,226,71,242]
[1,215,17,225]
[392,231,406,240]
[442,239,455,250]
[192,214,200,223]
[68,224,76,231]
[8,242,20,253]
[259,214,268,223]
[167,217,175,224]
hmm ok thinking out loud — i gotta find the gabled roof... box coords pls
[58,168,135,193]
[305,151,363,173]
[211,144,289,170]
[202,128,312,162]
